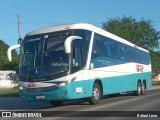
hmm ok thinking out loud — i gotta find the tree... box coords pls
[102,16,160,74]
[102,16,160,50]
[150,51,160,76]
[0,40,18,70]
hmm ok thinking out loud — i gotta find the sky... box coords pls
[0,0,160,46]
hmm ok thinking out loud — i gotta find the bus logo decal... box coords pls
[136,65,144,72]
[28,83,36,87]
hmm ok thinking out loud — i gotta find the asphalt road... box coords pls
[0,86,160,120]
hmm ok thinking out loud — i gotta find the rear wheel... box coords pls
[133,81,141,96]
[89,83,102,105]
[141,81,146,95]
[50,101,63,106]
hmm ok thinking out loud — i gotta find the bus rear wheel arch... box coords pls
[133,80,142,96]
[141,80,146,95]
[133,80,147,96]
[89,81,102,105]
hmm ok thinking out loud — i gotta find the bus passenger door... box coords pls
[71,40,86,99]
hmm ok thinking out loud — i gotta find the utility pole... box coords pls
[17,14,22,45]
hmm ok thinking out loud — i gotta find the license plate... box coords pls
[36,95,45,99]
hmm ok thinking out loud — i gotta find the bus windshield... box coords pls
[19,33,69,81]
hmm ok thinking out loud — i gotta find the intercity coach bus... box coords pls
[7,23,152,106]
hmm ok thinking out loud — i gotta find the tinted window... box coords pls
[74,30,92,66]
[126,46,133,62]
[119,43,126,60]
[92,34,107,58]
[72,46,83,72]
[91,33,150,65]
[107,40,118,58]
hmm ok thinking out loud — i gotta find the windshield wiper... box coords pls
[40,35,47,68]
[25,47,37,81]
[25,56,34,81]
[33,46,37,68]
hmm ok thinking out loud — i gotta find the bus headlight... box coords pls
[19,86,24,90]
[58,76,77,87]
[19,86,27,92]
[58,82,68,87]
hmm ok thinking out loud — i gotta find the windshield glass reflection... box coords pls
[19,33,69,81]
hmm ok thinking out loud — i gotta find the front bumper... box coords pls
[19,84,73,102]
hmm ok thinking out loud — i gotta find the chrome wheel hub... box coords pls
[93,87,99,100]
[138,84,141,94]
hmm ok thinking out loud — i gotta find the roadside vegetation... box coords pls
[0,87,19,97]
[0,40,18,70]
[152,81,160,86]
[0,40,19,97]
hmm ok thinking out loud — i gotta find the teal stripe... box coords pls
[20,72,152,102]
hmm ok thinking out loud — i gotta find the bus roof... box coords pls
[26,23,93,36]
[26,23,149,53]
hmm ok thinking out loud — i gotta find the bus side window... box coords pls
[72,46,83,72]
[96,39,107,56]
[74,29,92,66]
[91,39,97,58]
[107,40,118,58]
[126,47,132,62]
[91,34,107,58]
[119,44,127,60]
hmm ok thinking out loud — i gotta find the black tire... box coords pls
[141,81,146,95]
[50,101,63,106]
[133,81,141,96]
[89,83,102,105]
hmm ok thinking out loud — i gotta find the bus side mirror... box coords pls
[64,36,82,54]
[7,44,20,61]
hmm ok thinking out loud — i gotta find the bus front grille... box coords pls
[24,86,59,93]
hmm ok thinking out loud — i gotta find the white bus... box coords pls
[8,23,152,106]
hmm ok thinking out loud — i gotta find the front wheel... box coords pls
[89,83,101,105]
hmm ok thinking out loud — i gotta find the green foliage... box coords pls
[150,50,160,75]
[0,87,19,97]
[152,81,160,86]
[102,16,160,50]
[102,16,160,74]
[0,40,18,70]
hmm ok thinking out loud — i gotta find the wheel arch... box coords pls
[138,79,141,84]
[94,79,103,96]
[143,79,147,89]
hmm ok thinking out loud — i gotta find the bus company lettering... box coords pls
[136,65,144,72]
[28,83,36,87]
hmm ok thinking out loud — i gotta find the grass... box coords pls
[0,87,19,97]
[152,81,160,86]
